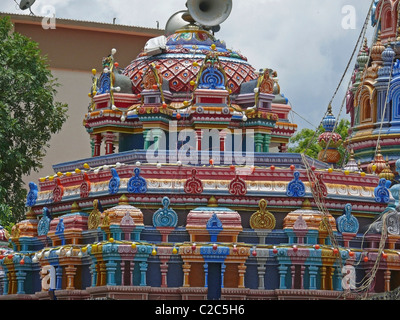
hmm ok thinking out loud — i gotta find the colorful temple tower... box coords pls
[346,0,400,176]
[2,0,400,301]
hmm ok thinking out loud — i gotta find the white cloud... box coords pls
[1,0,375,131]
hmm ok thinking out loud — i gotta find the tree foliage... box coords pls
[288,118,351,163]
[0,16,68,227]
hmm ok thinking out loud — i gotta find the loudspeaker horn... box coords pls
[19,0,36,10]
[186,0,232,27]
[165,10,191,36]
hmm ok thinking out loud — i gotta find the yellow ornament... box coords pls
[192,61,199,67]
[152,248,157,256]
[183,100,189,106]
[81,247,87,252]
[211,44,216,50]
[131,243,137,250]
[57,172,63,177]
[360,171,366,177]
[92,69,97,76]
[172,247,178,254]
[372,164,377,172]
[75,168,81,174]
[83,163,90,169]
[344,170,350,175]
[109,237,114,243]
[48,176,54,181]
[39,177,46,182]
[190,80,195,86]
[66,172,72,177]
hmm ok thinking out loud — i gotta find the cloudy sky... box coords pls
[0,0,374,132]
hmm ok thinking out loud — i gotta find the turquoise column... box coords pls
[106,261,117,285]
[16,271,26,294]
[139,261,148,286]
[263,134,271,153]
[255,133,263,152]
[308,265,319,290]
[221,263,226,288]
[144,129,150,150]
[278,265,288,289]
[3,276,8,295]
[333,266,343,291]
[204,263,209,287]
[56,266,63,290]
[90,263,97,287]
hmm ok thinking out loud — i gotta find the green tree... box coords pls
[288,118,351,163]
[0,16,68,227]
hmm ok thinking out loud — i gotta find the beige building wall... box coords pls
[0,13,163,187]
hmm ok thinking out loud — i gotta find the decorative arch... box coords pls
[354,84,377,125]
[376,0,399,40]
[388,75,400,124]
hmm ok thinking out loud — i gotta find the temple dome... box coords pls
[283,200,337,231]
[186,205,242,242]
[101,195,144,226]
[122,27,258,95]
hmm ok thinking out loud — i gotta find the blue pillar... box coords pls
[204,263,209,287]
[333,266,343,291]
[106,261,117,286]
[16,271,26,294]
[56,266,63,290]
[278,265,288,289]
[3,276,8,295]
[221,263,226,289]
[308,265,319,290]
[90,263,97,287]
[139,262,148,286]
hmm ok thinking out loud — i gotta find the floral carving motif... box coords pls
[152,196,178,228]
[184,169,203,194]
[250,199,276,230]
[311,173,328,198]
[52,178,64,203]
[127,167,147,194]
[374,178,391,203]
[336,203,359,234]
[80,173,91,198]
[286,171,305,197]
[229,174,247,196]
[108,168,120,195]
[88,199,102,230]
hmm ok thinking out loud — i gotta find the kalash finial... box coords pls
[367,144,387,174]
[379,157,395,181]
[317,104,343,165]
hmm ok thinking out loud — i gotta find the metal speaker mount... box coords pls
[186,0,232,28]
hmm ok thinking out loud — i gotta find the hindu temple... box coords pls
[1,0,400,300]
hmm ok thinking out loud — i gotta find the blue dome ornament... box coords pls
[127,167,147,194]
[286,171,306,197]
[108,168,120,195]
